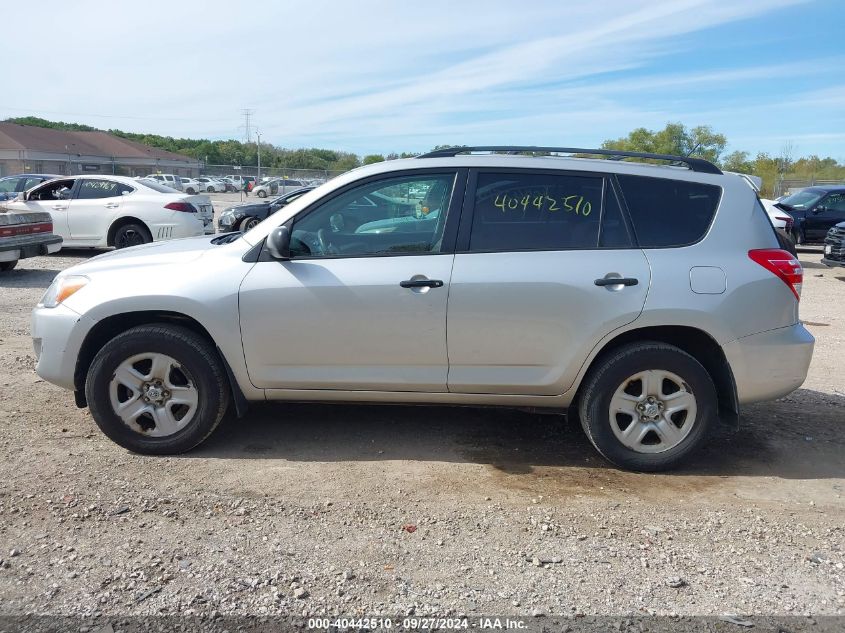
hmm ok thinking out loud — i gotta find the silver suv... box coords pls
[31,147,814,471]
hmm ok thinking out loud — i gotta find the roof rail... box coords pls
[416,146,722,175]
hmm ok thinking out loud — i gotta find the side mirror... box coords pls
[265,225,291,260]
[814,206,827,214]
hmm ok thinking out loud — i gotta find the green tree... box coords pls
[602,122,727,163]
[362,154,385,165]
[721,150,754,174]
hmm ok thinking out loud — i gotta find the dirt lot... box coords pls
[0,238,842,623]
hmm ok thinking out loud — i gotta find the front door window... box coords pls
[290,174,456,258]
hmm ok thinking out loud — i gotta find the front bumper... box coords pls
[31,303,88,391]
[0,234,62,262]
[723,323,815,405]
[821,257,844,268]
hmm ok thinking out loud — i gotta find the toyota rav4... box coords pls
[30,147,814,471]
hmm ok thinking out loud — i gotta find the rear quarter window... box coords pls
[616,175,722,248]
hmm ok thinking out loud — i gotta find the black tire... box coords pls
[792,228,804,246]
[578,342,717,472]
[113,222,152,249]
[207,186,215,193]
[0,260,18,272]
[85,324,230,454]
[257,190,267,198]
[240,216,260,231]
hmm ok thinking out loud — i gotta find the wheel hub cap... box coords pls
[108,352,198,437]
[608,369,698,454]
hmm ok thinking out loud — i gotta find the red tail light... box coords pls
[0,222,53,237]
[748,248,803,300]
[164,201,196,213]
[775,216,794,231]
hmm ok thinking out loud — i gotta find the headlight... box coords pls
[219,212,235,227]
[39,275,89,308]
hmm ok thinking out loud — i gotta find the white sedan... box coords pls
[760,198,794,231]
[6,175,214,250]
[180,178,203,195]
[197,177,226,193]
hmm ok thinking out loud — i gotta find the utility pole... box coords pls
[256,130,261,183]
[240,109,254,144]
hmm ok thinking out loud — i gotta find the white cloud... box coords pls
[3,0,836,158]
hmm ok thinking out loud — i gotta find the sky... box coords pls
[2,0,844,160]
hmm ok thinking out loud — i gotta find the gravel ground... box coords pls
[0,242,842,623]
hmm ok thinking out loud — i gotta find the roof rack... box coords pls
[416,146,722,175]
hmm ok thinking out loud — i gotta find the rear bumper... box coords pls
[723,323,814,405]
[0,234,62,262]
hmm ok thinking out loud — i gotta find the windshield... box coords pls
[779,190,823,209]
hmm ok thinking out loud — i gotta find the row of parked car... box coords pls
[142,174,325,196]
[142,174,243,194]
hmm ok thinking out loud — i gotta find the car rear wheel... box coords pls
[792,228,805,245]
[578,342,716,471]
[207,186,215,192]
[86,324,230,454]
[257,190,267,198]
[0,260,18,272]
[113,223,151,249]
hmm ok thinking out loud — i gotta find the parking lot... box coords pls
[0,236,842,619]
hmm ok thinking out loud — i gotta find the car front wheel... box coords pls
[86,324,230,454]
[578,342,716,471]
[0,260,18,272]
[257,190,267,198]
[240,216,261,231]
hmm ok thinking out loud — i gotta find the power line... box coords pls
[240,109,254,144]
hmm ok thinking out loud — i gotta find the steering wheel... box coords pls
[316,228,338,255]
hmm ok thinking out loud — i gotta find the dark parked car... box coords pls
[775,185,845,245]
[0,174,61,201]
[822,221,845,268]
[217,186,315,232]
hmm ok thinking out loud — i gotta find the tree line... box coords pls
[6,117,842,196]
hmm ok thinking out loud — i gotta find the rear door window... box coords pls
[467,171,606,251]
[76,179,125,200]
[616,175,722,248]
[0,177,20,193]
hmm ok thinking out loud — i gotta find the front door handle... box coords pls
[594,276,639,287]
[400,278,444,289]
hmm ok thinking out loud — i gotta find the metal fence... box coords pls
[773,178,844,198]
[201,164,346,183]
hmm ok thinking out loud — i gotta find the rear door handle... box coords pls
[104,202,119,209]
[594,277,639,287]
[400,278,444,289]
